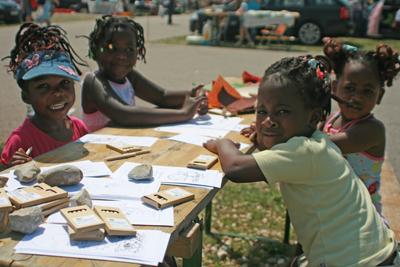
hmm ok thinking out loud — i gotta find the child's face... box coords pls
[334,61,383,120]
[255,78,317,150]
[23,75,75,121]
[97,30,138,83]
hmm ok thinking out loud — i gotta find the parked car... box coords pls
[58,0,88,12]
[261,0,353,45]
[0,0,21,23]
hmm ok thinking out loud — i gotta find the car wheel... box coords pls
[297,22,321,45]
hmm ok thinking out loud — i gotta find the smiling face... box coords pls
[23,75,75,122]
[255,75,318,150]
[96,29,138,83]
[334,61,383,121]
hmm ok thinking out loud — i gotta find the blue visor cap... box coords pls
[15,51,80,82]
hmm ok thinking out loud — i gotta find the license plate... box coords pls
[10,11,19,15]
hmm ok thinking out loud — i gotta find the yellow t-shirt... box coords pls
[253,131,395,267]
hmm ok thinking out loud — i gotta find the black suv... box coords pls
[261,0,353,45]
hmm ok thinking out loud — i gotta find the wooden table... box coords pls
[0,115,254,267]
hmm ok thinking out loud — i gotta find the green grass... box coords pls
[157,35,400,53]
[200,181,296,267]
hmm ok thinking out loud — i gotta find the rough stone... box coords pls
[9,206,44,234]
[70,189,92,208]
[14,162,40,183]
[0,176,8,188]
[128,164,153,181]
[38,165,83,186]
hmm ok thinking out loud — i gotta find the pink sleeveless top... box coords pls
[324,112,384,214]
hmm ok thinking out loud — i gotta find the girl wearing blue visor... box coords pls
[1,23,88,167]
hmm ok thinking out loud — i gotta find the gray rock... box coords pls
[70,189,92,208]
[14,162,40,183]
[38,165,83,186]
[128,164,153,181]
[9,206,44,234]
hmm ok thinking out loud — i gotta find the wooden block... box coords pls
[94,206,136,236]
[167,222,202,258]
[61,205,104,234]
[106,144,142,154]
[42,200,70,217]
[68,226,105,241]
[142,187,194,209]
[8,183,68,208]
[187,155,218,170]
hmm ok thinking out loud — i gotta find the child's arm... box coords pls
[329,119,385,155]
[82,72,207,127]
[129,70,204,109]
[203,138,265,183]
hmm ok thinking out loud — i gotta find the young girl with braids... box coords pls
[204,55,399,266]
[322,38,400,215]
[81,15,207,132]
[1,23,88,167]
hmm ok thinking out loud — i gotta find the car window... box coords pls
[282,0,304,6]
[310,0,336,5]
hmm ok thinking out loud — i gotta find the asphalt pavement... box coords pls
[0,14,399,180]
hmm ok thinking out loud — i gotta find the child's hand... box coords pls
[9,148,32,167]
[240,122,257,143]
[190,84,205,97]
[190,84,208,116]
[203,138,240,154]
[203,139,219,154]
[182,94,208,118]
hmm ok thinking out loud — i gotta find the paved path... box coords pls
[0,14,399,181]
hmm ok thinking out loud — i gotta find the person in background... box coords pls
[235,0,260,46]
[36,0,59,26]
[1,23,88,167]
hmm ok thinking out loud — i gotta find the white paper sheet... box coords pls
[79,134,158,147]
[113,162,223,188]
[15,224,170,265]
[63,177,161,201]
[47,199,174,227]
[168,133,250,151]
[155,114,243,136]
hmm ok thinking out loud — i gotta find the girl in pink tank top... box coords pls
[322,38,400,214]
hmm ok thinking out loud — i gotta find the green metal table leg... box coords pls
[283,210,291,244]
[205,202,212,235]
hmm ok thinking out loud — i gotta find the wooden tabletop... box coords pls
[0,115,254,267]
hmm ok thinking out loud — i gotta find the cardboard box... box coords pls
[142,187,194,209]
[94,206,136,236]
[8,183,67,208]
[187,154,218,170]
[61,205,104,234]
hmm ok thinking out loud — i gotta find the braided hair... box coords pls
[262,55,333,121]
[323,38,400,88]
[5,23,86,78]
[88,15,146,63]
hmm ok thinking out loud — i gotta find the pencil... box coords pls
[104,150,151,162]
[26,147,32,156]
